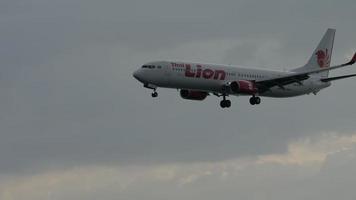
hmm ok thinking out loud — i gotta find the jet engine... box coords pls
[180,89,208,101]
[230,80,257,94]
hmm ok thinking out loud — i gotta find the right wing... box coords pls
[321,73,356,82]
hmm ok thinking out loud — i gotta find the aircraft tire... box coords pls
[151,92,158,98]
[249,97,256,105]
[255,97,261,104]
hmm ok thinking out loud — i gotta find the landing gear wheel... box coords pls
[255,97,261,104]
[249,96,261,105]
[220,100,226,108]
[219,92,231,108]
[225,100,231,108]
[249,97,256,105]
[151,91,158,98]
[220,100,231,108]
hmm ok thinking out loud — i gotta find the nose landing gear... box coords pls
[151,90,158,98]
[144,84,158,98]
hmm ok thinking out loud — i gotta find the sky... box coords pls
[0,0,356,199]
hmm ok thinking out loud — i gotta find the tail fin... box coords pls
[292,28,335,78]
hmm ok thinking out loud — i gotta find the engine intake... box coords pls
[230,80,257,94]
[180,90,208,101]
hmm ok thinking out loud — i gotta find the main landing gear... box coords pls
[219,96,261,108]
[220,94,231,108]
[249,96,261,105]
[218,85,231,108]
[215,92,261,108]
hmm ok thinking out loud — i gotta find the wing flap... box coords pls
[257,74,309,92]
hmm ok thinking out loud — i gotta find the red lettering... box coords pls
[196,65,202,78]
[202,69,214,79]
[171,62,185,68]
[184,65,226,80]
[214,70,226,80]
[185,64,195,77]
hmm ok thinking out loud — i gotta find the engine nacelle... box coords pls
[230,80,257,94]
[180,90,208,101]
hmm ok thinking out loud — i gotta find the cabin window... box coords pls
[142,65,156,69]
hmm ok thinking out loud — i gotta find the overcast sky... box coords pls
[0,0,356,199]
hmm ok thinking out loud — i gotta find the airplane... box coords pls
[133,29,356,108]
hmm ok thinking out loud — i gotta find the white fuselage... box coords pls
[133,61,331,98]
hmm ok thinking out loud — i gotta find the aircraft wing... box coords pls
[256,53,356,93]
[320,73,356,82]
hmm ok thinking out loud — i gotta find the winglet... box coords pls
[350,53,356,65]
[343,52,356,66]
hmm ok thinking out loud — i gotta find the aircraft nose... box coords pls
[133,69,144,82]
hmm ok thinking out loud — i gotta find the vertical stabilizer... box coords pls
[292,29,335,78]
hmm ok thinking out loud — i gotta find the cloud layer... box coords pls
[1,133,356,200]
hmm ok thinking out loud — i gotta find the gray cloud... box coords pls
[1,133,356,200]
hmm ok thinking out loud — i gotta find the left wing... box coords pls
[256,53,356,93]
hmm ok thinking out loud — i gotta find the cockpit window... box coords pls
[142,65,156,69]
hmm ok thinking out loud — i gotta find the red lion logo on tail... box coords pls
[315,49,330,68]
